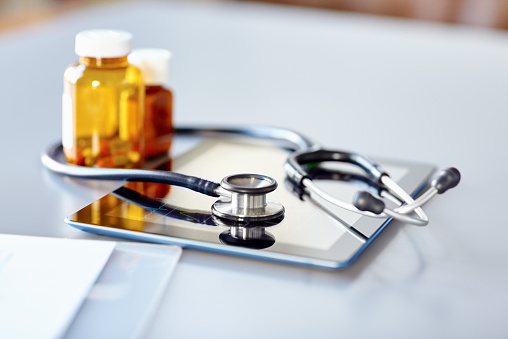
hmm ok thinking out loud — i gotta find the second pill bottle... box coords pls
[62,29,145,168]
[128,48,174,159]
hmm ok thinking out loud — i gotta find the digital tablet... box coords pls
[66,138,435,269]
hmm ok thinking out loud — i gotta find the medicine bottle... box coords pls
[63,29,144,168]
[128,48,173,159]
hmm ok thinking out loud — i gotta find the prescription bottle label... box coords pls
[62,93,74,150]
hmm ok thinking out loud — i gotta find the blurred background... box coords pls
[1,0,508,32]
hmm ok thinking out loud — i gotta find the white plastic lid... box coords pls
[128,48,172,86]
[75,29,133,58]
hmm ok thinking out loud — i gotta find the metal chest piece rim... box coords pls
[212,174,285,222]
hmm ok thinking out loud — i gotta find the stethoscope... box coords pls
[41,126,460,226]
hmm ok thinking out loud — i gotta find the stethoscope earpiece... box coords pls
[351,166,462,226]
[353,191,385,215]
[431,167,461,194]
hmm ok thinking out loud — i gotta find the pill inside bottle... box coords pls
[62,29,145,168]
[128,48,174,159]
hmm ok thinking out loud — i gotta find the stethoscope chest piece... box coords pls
[212,174,285,222]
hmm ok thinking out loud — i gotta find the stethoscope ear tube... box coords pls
[288,148,461,226]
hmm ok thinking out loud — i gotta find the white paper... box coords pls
[65,243,182,339]
[0,235,116,339]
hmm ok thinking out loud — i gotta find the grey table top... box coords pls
[0,1,507,338]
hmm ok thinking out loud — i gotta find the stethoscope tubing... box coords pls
[42,143,221,197]
[41,125,443,226]
[42,126,317,195]
[174,126,318,152]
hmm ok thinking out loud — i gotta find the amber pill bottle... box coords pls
[128,48,173,159]
[62,29,145,168]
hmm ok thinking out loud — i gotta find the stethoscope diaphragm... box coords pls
[212,174,285,222]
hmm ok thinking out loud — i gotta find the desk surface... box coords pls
[1,1,507,337]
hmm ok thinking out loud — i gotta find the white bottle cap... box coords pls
[75,29,133,58]
[128,48,172,86]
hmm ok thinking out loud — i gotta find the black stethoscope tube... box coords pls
[42,126,322,198]
[42,143,221,197]
[174,126,318,152]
